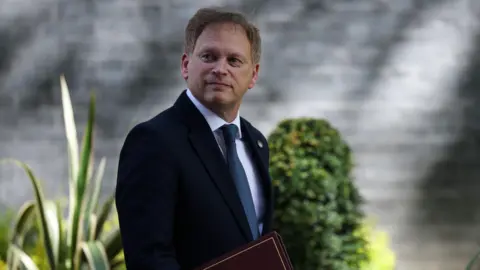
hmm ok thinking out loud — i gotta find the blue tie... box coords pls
[221,124,259,240]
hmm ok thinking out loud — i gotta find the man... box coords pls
[115,7,274,270]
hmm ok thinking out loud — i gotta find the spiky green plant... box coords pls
[0,75,124,270]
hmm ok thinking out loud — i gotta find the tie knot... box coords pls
[221,124,238,143]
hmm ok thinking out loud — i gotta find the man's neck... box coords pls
[208,104,240,123]
[186,88,241,123]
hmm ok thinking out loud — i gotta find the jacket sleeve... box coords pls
[115,123,180,270]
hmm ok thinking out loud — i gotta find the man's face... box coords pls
[181,22,259,111]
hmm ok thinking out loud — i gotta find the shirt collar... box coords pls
[186,89,242,138]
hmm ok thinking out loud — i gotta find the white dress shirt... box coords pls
[186,89,265,233]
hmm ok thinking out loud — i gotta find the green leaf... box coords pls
[61,74,81,269]
[60,74,79,184]
[100,228,122,260]
[9,200,36,246]
[76,92,95,199]
[43,200,61,267]
[8,245,39,270]
[6,201,36,270]
[0,210,14,263]
[12,200,62,269]
[68,92,95,270]
[94,194,115,239]
[61,75,80,233]
[90,158,106,217]
[88,214,98,241]
[84,158,106,241]
[80,241,109,270]
[55,200,67,269]
[111,256,125,269]
[1,159,58,270]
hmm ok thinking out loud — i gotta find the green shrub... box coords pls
[268,118,368,270]
[0,75,123,270]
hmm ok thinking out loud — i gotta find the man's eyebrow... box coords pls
[229,52,245,58]
[197,46,217,53]
[228,52,249,62]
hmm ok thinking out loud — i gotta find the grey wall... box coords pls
[1,0,480,269]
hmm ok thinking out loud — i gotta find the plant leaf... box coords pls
[76,92,95,197]
[111,256,125,269]
[83,157,106,241]
[100,227,122,260]
[56,200,67,269]
[10,201,62,270]
[88,157,106,218]
[60,74,79,184]
[7,245,39,270]
[80,241,110,270]
[61,74,82,269]
[88,214,98,241]
[1,159,57,270]
[69,92,95,270]
[94,194,115,239]
[43,200,61,267]
[9,200,36,246]
[7,201,36,270]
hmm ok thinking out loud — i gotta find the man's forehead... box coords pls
[195,23,251,57]
[196,23,249,46]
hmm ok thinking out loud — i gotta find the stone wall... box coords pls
[1,0,480,269]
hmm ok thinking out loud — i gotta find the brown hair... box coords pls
[184,7,262,64]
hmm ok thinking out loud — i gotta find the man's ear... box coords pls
[248,63,260,89]
[181,53,189,80]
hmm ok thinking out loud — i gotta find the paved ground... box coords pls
[1,0,480,269]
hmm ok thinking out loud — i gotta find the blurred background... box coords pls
[1,0,480,269]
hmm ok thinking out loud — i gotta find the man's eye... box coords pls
[200,54,214,61]
[229,58,242,65]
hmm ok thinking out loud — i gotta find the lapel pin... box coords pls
[257,140,263,148]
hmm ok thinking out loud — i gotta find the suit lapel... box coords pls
[174,91,254,241]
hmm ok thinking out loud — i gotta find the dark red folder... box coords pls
[195,231,294,270]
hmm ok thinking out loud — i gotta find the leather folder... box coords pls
[196,231,294,270]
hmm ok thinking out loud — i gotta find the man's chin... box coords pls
[204,91,232,104]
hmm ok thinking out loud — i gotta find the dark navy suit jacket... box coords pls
[115,90,274,270]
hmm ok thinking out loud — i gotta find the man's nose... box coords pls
[212,59,228,75]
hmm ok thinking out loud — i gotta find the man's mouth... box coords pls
[207,82,230,87]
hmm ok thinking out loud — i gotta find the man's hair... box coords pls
[184,7,262,64]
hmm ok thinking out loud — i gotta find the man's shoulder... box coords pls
[123,106,185,144]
